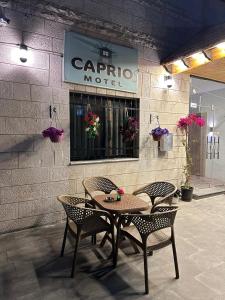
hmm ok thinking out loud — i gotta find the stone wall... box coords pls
[0,0,190,233]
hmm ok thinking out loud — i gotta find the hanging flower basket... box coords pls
[151,127,169,141]
[84,112,100,139]
[120,117,139,143]
[42,127,64,143]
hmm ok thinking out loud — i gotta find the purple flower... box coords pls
[42,127,64,143]
[151,127,169,136]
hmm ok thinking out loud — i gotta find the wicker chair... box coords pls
[57,195,116,277]
[133,181,177,211]
[82,176,118,199]
[115,206,179,294]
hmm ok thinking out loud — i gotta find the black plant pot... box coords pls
[181,186,193,202]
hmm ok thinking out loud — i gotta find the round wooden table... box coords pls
[93,193,149,214]
[93,193,149,251]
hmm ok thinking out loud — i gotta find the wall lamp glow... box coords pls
[0,6,10,27]
[19,44,28,63]
[164,75,173,88]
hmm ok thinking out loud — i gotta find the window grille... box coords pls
[70,92,139,161]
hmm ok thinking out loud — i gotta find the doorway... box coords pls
[189,76,225,197]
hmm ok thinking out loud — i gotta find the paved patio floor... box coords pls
[1,195,225,300]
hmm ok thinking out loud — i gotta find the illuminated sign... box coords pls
[64,32,138,92]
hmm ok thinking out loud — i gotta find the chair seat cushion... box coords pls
[121,225,171,249]
[68,216,111,238]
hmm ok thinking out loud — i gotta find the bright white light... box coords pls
[164,75,173,88]
[192,88,197,94]
[173,59,188,71]
[215,42,225,50]
[11,45,33,65]
[190,52,209,64]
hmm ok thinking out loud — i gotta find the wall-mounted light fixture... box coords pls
[164,75,173,88]
[0,6,10,27]
[19,44,28,63]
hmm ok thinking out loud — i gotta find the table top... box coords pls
[93,194,149,214]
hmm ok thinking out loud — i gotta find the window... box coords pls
[70,92,139,161]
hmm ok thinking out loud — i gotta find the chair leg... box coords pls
[110,227,116,267]
[115,227,121,267]
[61,219,68,257]
[143,244,149,294]
[171,235,179,279]
[71,233,80,278]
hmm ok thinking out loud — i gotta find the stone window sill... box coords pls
[70,158,139,166]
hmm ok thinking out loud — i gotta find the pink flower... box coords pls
[117,187,125,195]
[195,117,205,127]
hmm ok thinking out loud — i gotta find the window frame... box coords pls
[70,92,140,163]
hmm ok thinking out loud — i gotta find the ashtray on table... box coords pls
[104,196,116,202]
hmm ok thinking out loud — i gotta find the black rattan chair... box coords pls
[57,195,116,277]
[82,176,118,199]
[133,181,177,211]
[115,206,179,294]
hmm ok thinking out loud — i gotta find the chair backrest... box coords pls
[133,181,177,205]
[57,195,110,226]
[82,177,118,198]
[120,206,178,240]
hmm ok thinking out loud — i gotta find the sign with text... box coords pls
[64,32,138,92]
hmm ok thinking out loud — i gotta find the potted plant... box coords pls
[151,127,169,141]
[177,113,205,201]
[42,127,64,143]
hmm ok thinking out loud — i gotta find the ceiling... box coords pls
[186,56,225,84]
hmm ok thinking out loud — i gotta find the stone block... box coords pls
[141,73,151,97]
[0,118,5,134]
[0,170,12,187]
[0,184,43,204]
[5,118,27,134]
[20,102,42,118]
[0,63,49,86]
[23,32,52,51]
[59,104,69,120]
[0,153,18,169]
[49,54,62,87]
[31,85,52,102]
[18,198,55,218]
[0,27,20,44]
[0,135,34,153]
[0,203,18,221]
[54,145,70,166]
[0,81,13,99]
[52,88,69,104]
[52,38,64,53]
[12,167,50,186]
[18,152,42,168]
[50,167,69,182]
[42,180,70,198]
[0,100,21,117]
[13,83,31,101]
[44,20,67,39]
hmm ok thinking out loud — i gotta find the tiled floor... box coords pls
[191,175,225,198]
[1,196,225,299]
